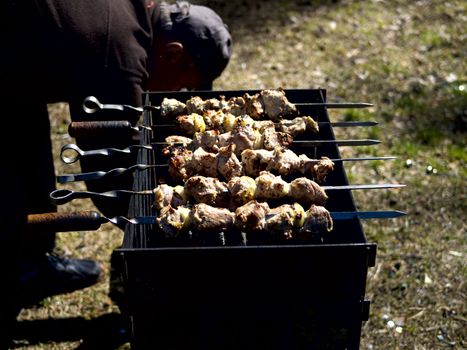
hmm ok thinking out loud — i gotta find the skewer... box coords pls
[57,156,397,183]
[82,96,373,115]
[26,209,406,233]
[152,120,379,129]
[104,210,404,226]
[49,183,405,205]
[60,139,381,164]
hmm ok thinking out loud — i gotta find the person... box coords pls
[0,1,232,345]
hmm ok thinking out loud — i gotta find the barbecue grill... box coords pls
[29,88,405,349]
[112,88,396,350]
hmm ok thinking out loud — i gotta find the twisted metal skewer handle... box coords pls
[57,164,159,183]
[49,189,154,205]
[60,143,152,164]
[82,96,159,114]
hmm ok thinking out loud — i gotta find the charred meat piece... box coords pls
[227,176,257,206]
[160,98,187,118]
[191,130,220,152]
[241,149,273,177]
[217,145,243,181]
[230,125,262,155]
[300,156,335,183]
[176,113,206,135]
[254,171,290,200]
[156,205,191,239]
[265,203,305,240]
[243,92,264,119]
[223,96,246,116]
[190,203,235,233]
[189,147,218,178]
[165,135,193,146]
[279,116,319,136]
[234,200,270,232]
[184,176,230,207]
[153,184,187,210]
[268,148,302,176]
[262,127,293,150]
[298,204,333,239]
[185,96,206,114]
[166,146,193,181]
[289,178,328,205]
[259,88,298,121]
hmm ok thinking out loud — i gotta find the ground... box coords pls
[12,0,466,349]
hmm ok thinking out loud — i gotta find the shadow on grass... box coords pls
[11,312,129,349]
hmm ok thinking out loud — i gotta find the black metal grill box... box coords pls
[112,89,378,350]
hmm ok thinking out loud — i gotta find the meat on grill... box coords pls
[165,145,335,182]
[174,112,318,137]
[241,148,335,180]
[234,200,270,232]
[190,203,235,233]
[153,184,187,210]
[265,203,305,240]
[155,205,191,239]
[160,98,186,118]
[298,204,334,239]
[164,123,292,155]
[184,176,230,207]
[153,171,328,210]
[155,201,333,241]
[160,88,303,122]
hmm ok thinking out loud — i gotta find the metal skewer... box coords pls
[27,209,406,233]
[82,96,372,115]
[60,139,381,164]
[152,120,379,129]
[49,183,405,205]
[57,156,397,183]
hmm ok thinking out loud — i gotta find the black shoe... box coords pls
[19,254,102,306]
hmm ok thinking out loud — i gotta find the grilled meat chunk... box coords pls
[262,127,293,150]
[190,147,218,178]
[289,177,328,205]
[234,200,270,232]
[176,113,206,134]
[279,116,319,136]
[259,88,298,121]
[186,96,226,115]
[298,204,333,239]
[190,203,235,233]
[265,203,305,240]
[153,184,187,210]
[156,205,191,238]
[254,171,290,200]
[184,176,230,207]
[217,145,243,180]
[166,146,193,181]
[241,149,272,177]
[227,176,257,206]
[191,130,220,151]
[300,156,335,183]
[160,98,186,118]
[165,135,193,146]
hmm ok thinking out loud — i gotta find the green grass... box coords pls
[13,0,466,349]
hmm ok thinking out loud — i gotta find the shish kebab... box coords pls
[81,90,372,116]
[155,201,405,244]
[160,113,377,137]
[166,145,336,182]
[153,172,405,211]
[49,172,405,206]
[157,201,333,243]
[56,155,396,183]
[27,206,406,244]
[159,88,373,122]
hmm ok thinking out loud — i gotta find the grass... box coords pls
[13,0,466,349]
